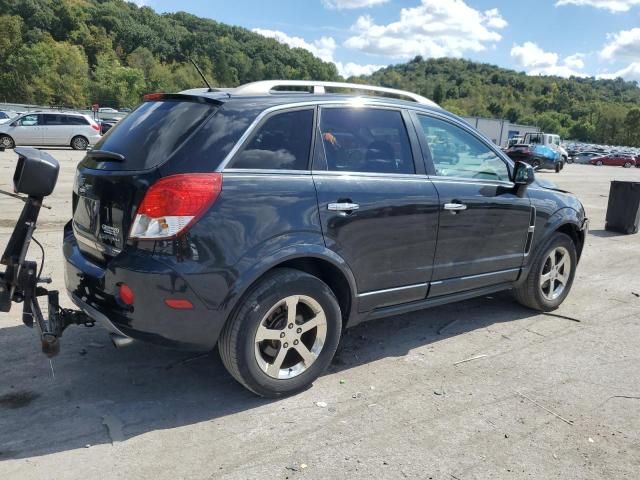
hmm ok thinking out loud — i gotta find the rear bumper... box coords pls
[63,223,225,350]
[87,133,102,146]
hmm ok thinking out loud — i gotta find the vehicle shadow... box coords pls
[0,292,539,461]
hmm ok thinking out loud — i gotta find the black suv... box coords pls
[64,81,588,397]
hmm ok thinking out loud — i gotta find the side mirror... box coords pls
[10,122,17,127]
[13,147,59,197]
[513,161,535,186]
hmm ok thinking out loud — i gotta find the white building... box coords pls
[463,117,540,148]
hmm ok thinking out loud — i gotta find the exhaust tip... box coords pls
[110,333,134,349]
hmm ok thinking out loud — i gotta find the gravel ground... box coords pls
[0,149,639,480]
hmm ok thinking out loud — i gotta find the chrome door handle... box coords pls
[443,203,467,211]
[328,202,360,212]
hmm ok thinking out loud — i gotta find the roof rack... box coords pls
[231,80,440,108]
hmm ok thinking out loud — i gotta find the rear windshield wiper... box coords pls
[86,150,125,162]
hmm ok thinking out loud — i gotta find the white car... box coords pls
[0,111,17,124]
[98,107,119,113]
[0,112,102,150]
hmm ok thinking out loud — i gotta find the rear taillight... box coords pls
[129,173,222,240]
[91,122,100,132]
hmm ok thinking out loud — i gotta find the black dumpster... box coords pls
[605,181,640,234]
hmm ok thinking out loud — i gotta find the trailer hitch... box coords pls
[1,148,94,357]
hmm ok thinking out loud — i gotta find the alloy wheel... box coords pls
[0,136,13,148]
[539,246,571,301]
[254,295,327,380]
[72,137,88,150]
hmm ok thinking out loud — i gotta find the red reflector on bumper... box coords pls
[119,284,134,305]
[165,299,194,310]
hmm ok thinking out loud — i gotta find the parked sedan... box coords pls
[0,110,16,122]
[572,151,601,164]
[590,155,636,168]
[0,112,102,150]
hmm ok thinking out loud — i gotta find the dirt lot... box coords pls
[0,149,639,479]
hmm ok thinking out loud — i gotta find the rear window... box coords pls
[66,115,89,125]
[90,100,219,171]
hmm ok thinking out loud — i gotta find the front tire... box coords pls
[0,134,15,149]
[596,160,603,166]
[514,232,577,312]
[623,162,632,168]
[70,135,88,150]
[218,268,342,397]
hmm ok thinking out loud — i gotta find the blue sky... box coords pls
[141,0,640,80]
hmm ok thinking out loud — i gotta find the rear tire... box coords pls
[514,232,577,312]
[532,159,541,169]
[0,134,15,149]
[218,268,342,397]
[555,163,561,173]
[70,135,88,150]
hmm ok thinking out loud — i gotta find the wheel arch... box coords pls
[537,208,586,262]
[555,222,585,260]
[222,247,358,334]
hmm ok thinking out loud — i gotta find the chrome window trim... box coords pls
[428,176,515,188]
[223,105,316,171]
[316,104,419,175]
[413,109,515,186]
[312,170,428,180]
[222,168,312,176]
[218,99,444,172]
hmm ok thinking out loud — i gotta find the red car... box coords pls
[590,155,636,168]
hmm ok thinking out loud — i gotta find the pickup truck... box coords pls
[505,132,565,172]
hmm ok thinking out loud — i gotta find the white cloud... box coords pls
[598,62,640,81]
[252,28,384,77]
[555,0,640,12]
[252,28,336,62]
[510,42,588,77]
[601,28,640,60]
[484,8,508,29]
[343,0,507,59]
[564,53,586,69]
[335,61,385,77]
[322,0,389,9]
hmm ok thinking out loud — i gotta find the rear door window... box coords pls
[230,109,314,170]
[318,107,415,174]
[43,114,64,125]
[91,100,219,171]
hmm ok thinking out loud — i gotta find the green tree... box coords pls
[92,52,145,108]
[624,108,640,146]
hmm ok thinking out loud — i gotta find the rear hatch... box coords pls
[72,97,221,263]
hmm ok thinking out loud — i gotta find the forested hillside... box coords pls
[0,0,338,108]
[1,0,640,145]
[356,57,640,146]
